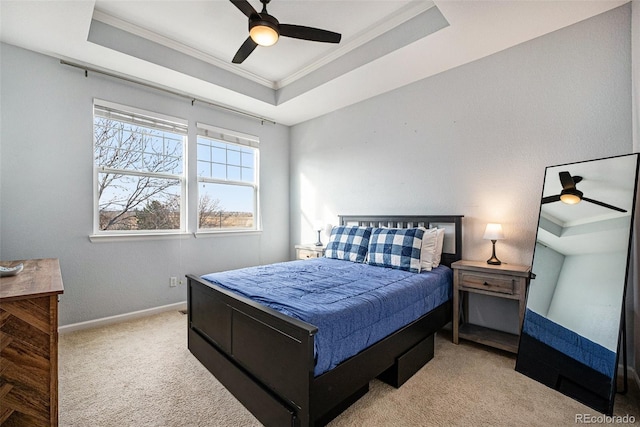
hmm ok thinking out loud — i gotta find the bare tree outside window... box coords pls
[93,105,259,235]
[94,115,184,231]
[198,194,231,228]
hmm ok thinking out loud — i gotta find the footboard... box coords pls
[187,274,318,426]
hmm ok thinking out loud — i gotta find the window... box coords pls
[196,123,259,231]
[93,100,187,234]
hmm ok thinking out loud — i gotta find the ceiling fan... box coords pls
[230,0,342,64]
[541,171,626,213]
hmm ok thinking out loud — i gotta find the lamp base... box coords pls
[315,230,323,246]
[487,239,501,265]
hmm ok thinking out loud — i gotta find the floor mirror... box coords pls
[515,153,639,415]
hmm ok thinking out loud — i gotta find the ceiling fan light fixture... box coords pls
[560,189,583,205]
[250,18,279,46]
[230,0,342,63]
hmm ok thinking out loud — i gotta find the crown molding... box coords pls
[92,9,276,89]
[93,1,435,92]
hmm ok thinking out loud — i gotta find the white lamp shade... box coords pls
[483,223,505,240]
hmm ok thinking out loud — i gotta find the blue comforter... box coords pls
[522,309,616,378]
[201,257,452,376]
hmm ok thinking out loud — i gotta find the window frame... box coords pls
[91,99,188,238]
[195,122,261,234]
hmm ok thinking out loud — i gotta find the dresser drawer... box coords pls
[459,272,515,294]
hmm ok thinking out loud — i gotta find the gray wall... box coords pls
[631,0,640,384]
[0,43,291,326]
[290,6,633,341]
[527,243,563,317]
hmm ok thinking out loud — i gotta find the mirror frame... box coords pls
[515,153,639,415]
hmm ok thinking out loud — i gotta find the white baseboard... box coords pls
[59,301,187,334]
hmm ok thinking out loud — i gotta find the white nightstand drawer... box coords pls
[295,244,325,260]
[297,249,322,259]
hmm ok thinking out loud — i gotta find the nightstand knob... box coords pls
[483,282,490,287]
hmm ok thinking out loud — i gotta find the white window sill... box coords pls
[89,232,192,243]
[89,229,262,242]
[194,230,262,238]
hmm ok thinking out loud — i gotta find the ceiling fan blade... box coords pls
[582,197,627,213]
[542,195,561,204]
[559,171,575,190]
[280,24,341,43]
[232,37,258,64]
[230,0,258,18]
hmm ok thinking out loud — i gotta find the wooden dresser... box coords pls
[0,258,64,426]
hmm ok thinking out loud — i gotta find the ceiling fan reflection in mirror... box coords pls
[230,0,342,64]
[541,171,626,212]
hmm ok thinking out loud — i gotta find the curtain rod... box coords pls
[60,60,277,125]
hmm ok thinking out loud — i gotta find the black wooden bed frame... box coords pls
[187,215,463,426]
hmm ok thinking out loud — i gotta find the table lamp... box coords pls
[483,223,504,265]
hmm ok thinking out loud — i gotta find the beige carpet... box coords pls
[59,311,639,426]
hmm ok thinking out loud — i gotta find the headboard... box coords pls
[338,215,463,268]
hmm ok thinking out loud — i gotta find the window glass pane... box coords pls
[227,148,241,166]
[211,140,226,149]
[197,161,211,178]
[212,163,226,180]
[198,182,254,230]
[167,138,183,158]
[241,151,254,169]
[97,172,181,231]
[167,154,183,175]
[148,135,164,156]
[197,136,257,184]
[212,146,226,164]
[94,116,183,176]
[227,165,241,181]
[197,143,210,162]
[241,167,254,183]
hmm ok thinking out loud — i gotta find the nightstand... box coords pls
[451,260,530,353]
[295,244,325,260]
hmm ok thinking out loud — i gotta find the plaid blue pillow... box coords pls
[367,228,425,273]
[325,226,372,263]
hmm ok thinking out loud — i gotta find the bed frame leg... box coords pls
[377,333,435,388]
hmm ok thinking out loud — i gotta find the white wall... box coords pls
[290,5,633,335]
[0,43,291,326]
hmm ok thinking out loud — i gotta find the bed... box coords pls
[187,214,463,427]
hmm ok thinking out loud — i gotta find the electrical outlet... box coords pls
[170,277,177,287]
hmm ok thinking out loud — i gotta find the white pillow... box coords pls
[419,227,439,271]
[433,228,445,267]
